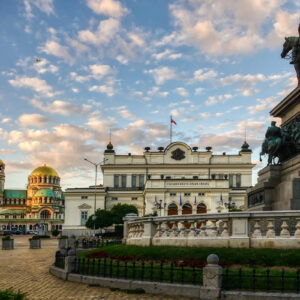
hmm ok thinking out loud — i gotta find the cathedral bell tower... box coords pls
[0,160,5,191]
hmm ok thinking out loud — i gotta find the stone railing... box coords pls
[123,211,300,248]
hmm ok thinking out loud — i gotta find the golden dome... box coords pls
[30,164,59,177]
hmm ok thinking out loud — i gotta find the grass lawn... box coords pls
[78,244,300,268]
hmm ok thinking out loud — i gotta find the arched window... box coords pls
[182,203,192,215]
[29,225,32,230]
[18,199,21,205]
[167,203,178,216]
[14,199,16,204]
[39,197,42,203]
[49,176,52,184]
[38,177,42,183]
[44,176,47,183]
[34,177,37,183]
[197,203,207,214]
[44,197,47,204]
[40,210,50,219]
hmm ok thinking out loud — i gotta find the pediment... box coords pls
[78,203,92,210]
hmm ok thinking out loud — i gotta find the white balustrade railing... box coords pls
[123,211,300,249]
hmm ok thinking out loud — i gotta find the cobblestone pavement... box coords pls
[0,236,193,300]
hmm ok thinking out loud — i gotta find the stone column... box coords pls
[122,213,138,244]
[64,249,76,273]
[201,254,222,300]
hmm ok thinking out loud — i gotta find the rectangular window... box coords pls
[80,211,88,226]
[229,174,234,188]
[5,214,9,219]
[219,174,224,179]
[198,193,205,196]
[139,174,144,187]
[13,215,16,219]
[121,175,127,188]
[166,176,171,179]
[193,176,198,179]
[184,193,191,197]
[114,175,119,188]
[132,175,136,188]
[112,197,118,201]
[81,196,88,199]
[131,197,138,201]
[211,174,216,179]
[236,174,241,187]
[170,193,176,197]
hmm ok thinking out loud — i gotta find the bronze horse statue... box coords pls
[281,24,300,86]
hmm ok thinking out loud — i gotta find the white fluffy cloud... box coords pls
[9,76,55,97]
[40,40,73,62]
[86,0,129,18]
[176,87,189,97]
[18,113,51,127]
[168,0,298,56]
[30,99,91,116]
[145,67,177,85]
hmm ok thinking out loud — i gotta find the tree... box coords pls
[110,203,138,224]
[85,209,114,229]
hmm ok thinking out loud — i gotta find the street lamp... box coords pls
[155,199,166,216]
[224,197,236,211]
[84,158,108,215]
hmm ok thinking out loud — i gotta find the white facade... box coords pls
[63,141,254,235]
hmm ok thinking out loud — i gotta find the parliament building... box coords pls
[63,141,254,236]
[0,161,65,232]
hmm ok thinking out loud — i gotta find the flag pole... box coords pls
[170,115,172,144]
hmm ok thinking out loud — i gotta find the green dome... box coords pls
[34,188,56,198]
[30,164,59,177]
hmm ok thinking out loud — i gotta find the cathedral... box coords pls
[0,161,64,232]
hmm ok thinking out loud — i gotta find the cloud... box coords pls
[168,0,291,56]
[89,64,113,79]
[199,113,211,120]
[194,69,218,82]
[116,55,128,65]
[152,49,182,61]
[70,72,90,83]
[145,87,169,100]
[86,0,129,18]
[18,113,51,127]
[40,40,73,62]
[205,94,232,106]
[89,82,116,97]
[78,18,120,46]
[118,109,137,120]
[145,66,177,85]
[9,76,55,97]
[30,99,91,116]
[24,0,55,19]
[176,87,189,97]
[247,95,280,114]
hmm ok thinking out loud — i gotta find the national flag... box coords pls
[179,193,182,206]
[171,118,177,125]
[194,196,197,205]
[220,193,223,205]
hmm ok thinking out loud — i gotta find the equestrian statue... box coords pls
[281,23,300,86]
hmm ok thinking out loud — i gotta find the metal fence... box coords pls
[76,239,122,249]
[73,257,203,285]
[223,268,300,293]
[54,251,65,269]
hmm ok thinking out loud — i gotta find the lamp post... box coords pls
[84,158,108,235]
[224,197,236,211]
[155,199,166,216]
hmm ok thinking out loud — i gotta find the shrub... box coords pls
[29,235,40,240]
[58,235,68,240]
[52,229,60,237]
[0,288,27,300]
[2,236,11,240]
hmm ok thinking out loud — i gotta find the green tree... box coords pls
[110,203,138,224]
[85,209,114,229]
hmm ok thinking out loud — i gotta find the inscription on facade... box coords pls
[167,182,209,186]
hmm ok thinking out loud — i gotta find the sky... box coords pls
[0,0,299,189]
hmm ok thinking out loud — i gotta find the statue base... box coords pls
[247,154,300,210]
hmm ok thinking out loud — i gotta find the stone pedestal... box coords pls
[30,239,41,249]
[2,239,14,250]
[247,155,300,210]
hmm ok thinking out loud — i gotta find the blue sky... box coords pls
[0,0,299,189]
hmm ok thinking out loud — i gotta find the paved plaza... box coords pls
[0,236,192,300]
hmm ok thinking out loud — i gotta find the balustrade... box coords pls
[124,211,300,248]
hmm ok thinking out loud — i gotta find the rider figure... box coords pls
[290,23,300,65]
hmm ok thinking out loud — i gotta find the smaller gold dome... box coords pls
[30,164,59,177]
